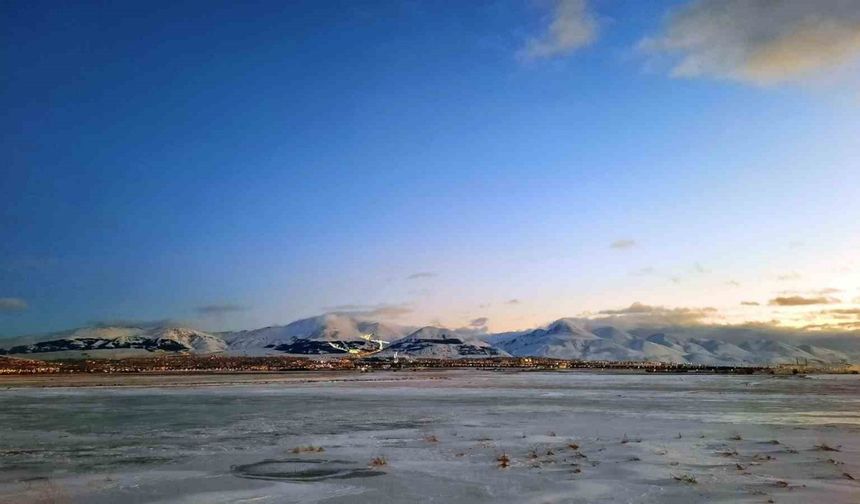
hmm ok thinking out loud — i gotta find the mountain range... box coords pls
[0,313,856,365]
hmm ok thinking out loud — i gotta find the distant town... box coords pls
[1,354,856,376]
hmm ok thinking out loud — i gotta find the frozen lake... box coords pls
[1,371,858,503]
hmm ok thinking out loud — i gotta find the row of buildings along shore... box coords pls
[1,354,857,375]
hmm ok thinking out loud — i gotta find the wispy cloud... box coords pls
[780,288,844,296]
[596,302,718,326]
[725,280,741,287]
[692,262,710,274]
[769,295,840,306]
[777,272,802,281]
[630,266,682,285]
[406,272,436,280]
[0,297,28,312]
[0,257,58,273]
[505,298,521,305]
[469,317,489,328]
[818,308,860,318]
[813,288,843,295]
[91,319,187,328]
[631,267,656,276]
[324,303,413,320]
[518,0,597,61]
[740,301,760,306]
[640,0,860,85]
[196,304,246,316]
[610,239,636,250]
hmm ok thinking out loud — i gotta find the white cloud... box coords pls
[518,0,597,60]
[640,0,860,85]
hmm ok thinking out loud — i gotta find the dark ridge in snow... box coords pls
[271,340,368,355]
[0,326,226,356]
[376,327,509,359]
[224,313,412,352]
[0,337,188,355]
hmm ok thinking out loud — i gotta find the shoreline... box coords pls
[0,367,851,389]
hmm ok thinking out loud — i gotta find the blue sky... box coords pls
[3,0,860,336]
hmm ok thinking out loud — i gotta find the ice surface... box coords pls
[1,371,858,503]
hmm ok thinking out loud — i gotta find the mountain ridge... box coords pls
[1,315,856,365]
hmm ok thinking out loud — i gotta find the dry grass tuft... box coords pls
[370,456,387,467]
[815,442,840,452]
[729,433,743,441]
[497,453,510,468]
[424,435,439,443]
[672,473,697,484]
[567,443,580,450]
[290,445,324,454]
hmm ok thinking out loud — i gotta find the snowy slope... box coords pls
[492,319,852,365]
[224,313,412,355]
[1,314,853,364]
[376,327,509,359]
[0,325,227,357]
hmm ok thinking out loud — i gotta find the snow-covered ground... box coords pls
[1,371,858,503]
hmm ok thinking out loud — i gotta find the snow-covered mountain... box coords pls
[496,319,646,361]
[1,314,854,364]
[224,313,412,355]
[375,327,509,359]
[492,319,851,365]
[0,325,227,357]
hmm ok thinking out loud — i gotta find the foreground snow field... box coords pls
[1,371,858,503]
